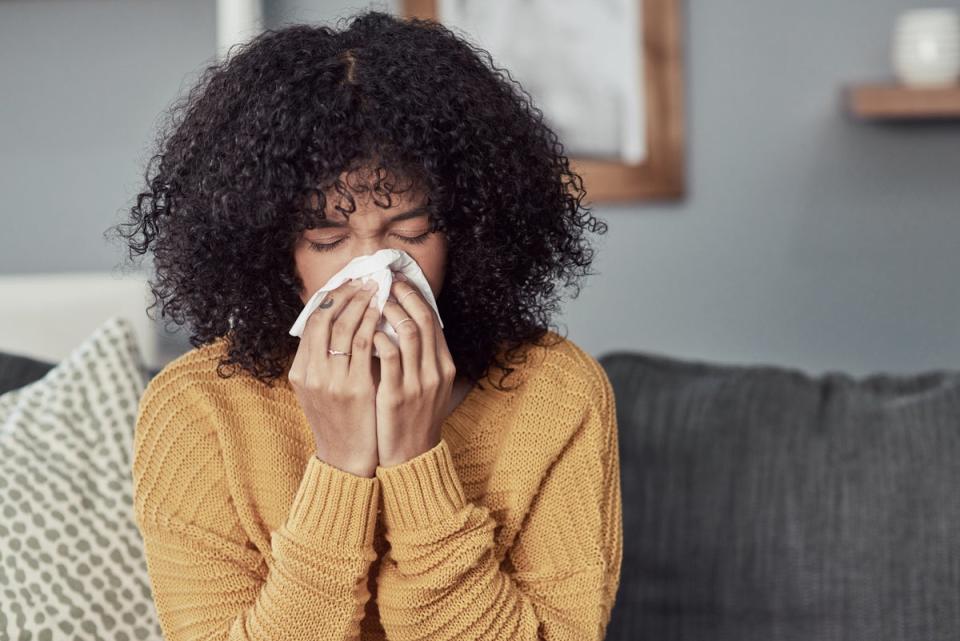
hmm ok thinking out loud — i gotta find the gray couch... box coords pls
[599,349,960,641]
[4,347,958,640]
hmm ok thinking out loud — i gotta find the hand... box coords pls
[288,278,381,478]
[372,277,457,467]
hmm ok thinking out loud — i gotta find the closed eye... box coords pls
[308,231,431,253]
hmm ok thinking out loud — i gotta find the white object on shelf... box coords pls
[892,8,960,87]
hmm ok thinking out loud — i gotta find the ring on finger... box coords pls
[395,317,414,329]
[398,290,418,305]
[328,348,352,356]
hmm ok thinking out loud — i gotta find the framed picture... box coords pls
[399,0,685,203]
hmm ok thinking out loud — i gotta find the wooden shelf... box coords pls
[846,83,960,120]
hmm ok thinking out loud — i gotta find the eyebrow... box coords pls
[311,205,430,229]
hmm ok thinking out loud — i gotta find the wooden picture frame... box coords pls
[399,0,686,203]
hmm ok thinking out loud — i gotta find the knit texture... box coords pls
[131,329,622,640]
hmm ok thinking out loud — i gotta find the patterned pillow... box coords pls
[0,316,163,640]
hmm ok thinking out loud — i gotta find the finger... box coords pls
[391,279,440,384]
[373,330,402,398]
[348,291,381,386]
[433,309,454,378]
[288,324,308,384]
[380,291,421,385]
[302,278,364,385]
[329,280,380,380]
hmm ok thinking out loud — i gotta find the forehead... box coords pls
[307,166,426,209]
[321,189,424,215]
[303,187,430,229]
[302,161,432,227]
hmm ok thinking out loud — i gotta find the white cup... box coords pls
[892,8,960,87]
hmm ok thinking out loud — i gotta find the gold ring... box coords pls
[395,317,414,329]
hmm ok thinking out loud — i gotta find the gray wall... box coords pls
[0,0,217,273]
[2,0,958,376]
[566,0,960,377]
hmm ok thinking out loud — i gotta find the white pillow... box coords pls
[0,316,163,640]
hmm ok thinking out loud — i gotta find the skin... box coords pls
[292,173,474,469]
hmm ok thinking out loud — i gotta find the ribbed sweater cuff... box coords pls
[283,454,380,548]
[375,438,467,531]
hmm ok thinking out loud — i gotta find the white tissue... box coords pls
[288,248,443,357]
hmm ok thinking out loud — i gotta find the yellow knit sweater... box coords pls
[131,329,622,641]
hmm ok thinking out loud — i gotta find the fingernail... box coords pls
[395,273,407,281]
[348,279,361,288]
[368,295,378,307]
[363,279,377,290]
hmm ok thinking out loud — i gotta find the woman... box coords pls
[112,10,621,641]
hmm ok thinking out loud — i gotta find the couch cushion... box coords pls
[0,349,163,395]
[600,350,960,641]
[0,316,164,640]
[0,350,55,395]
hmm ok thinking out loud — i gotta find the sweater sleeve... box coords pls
[131,376,380,641]
[373,363,623,641]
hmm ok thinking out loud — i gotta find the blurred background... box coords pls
[4,3,960,639]
[1,0,958,375]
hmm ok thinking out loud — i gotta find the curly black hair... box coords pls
[105,9,607,391]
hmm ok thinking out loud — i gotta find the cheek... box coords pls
[293,247,339,304]
[412,236,448,297]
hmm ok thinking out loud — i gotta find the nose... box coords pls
[352,234,391,258]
